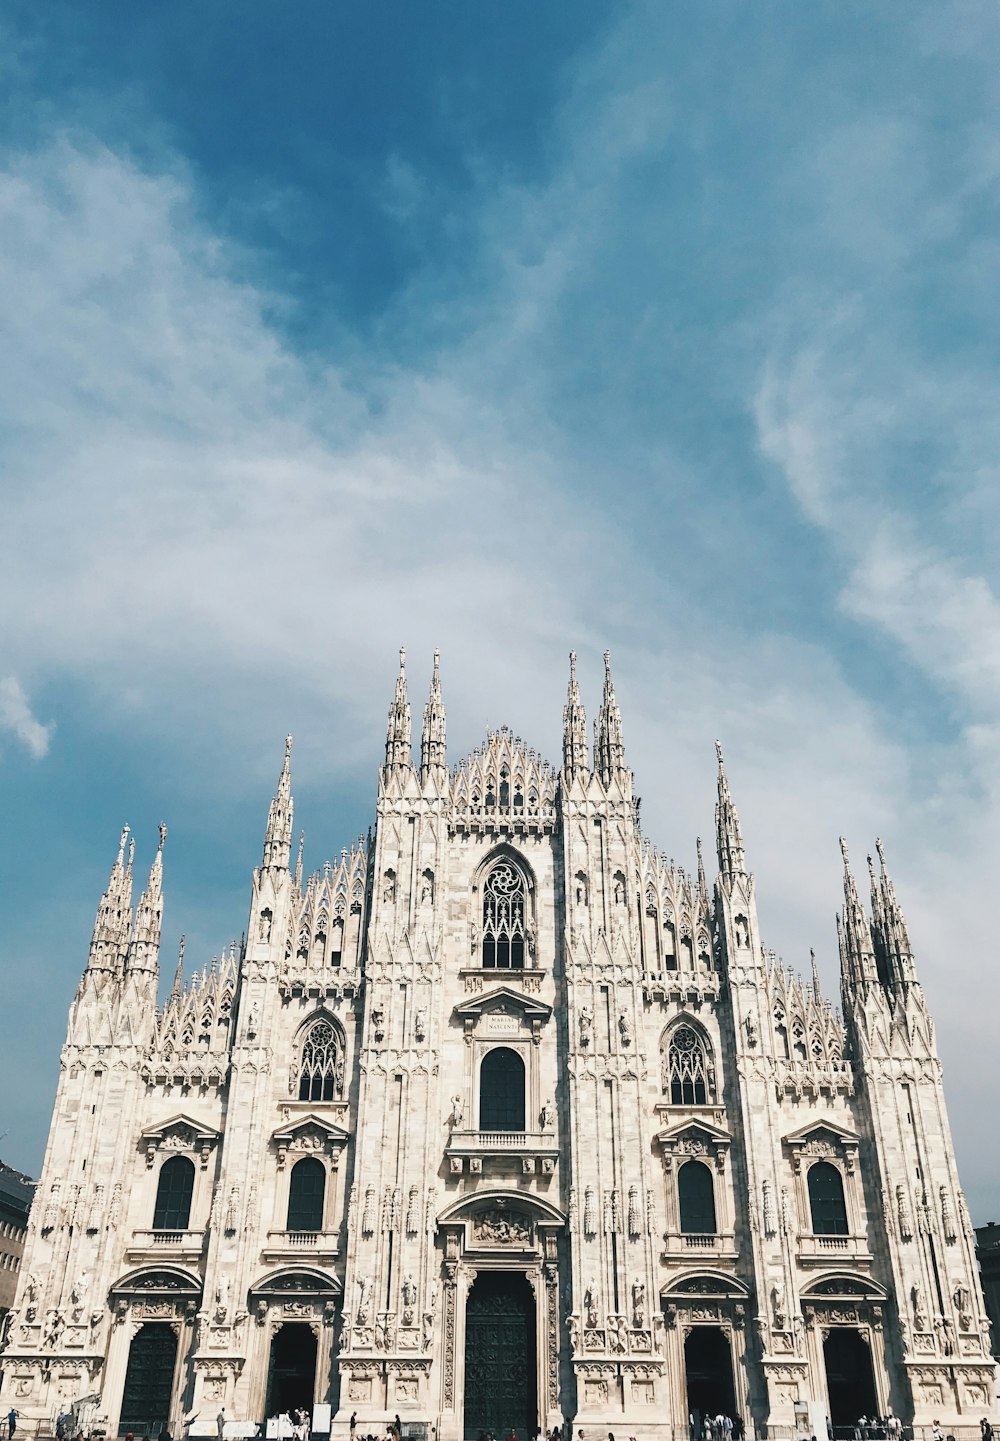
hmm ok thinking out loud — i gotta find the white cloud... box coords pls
[0,675,53,758]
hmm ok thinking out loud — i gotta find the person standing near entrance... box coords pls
[7,1409,18,1440]
[349,1415,357,1441]
[217,1410,226,1440]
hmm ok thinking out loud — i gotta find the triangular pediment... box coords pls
[271,1113,351,1148]
[453,985,552,1022]
[140,1113,220,1145]
[783,1119,859,1147]
[654,1117,731,1148]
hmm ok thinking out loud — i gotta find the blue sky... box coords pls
[2,2,999,1218]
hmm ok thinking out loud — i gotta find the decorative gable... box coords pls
[139,1114,220,1170]
[271,1113,351,1170]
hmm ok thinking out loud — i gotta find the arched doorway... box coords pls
[823,1329,877,1431]
[266,1323,318,1417]
[119,1322,178,1436]
[464,1272,536,1440]
[684,1327,736,1428]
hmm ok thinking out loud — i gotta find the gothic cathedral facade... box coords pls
[1,652,995,1439]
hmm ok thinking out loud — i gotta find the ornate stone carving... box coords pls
[473,1206,530,1245]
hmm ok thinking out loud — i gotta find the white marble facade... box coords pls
[1,651,995,1439]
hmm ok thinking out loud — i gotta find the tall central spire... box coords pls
[714,741,746,880]
[87,824,135,974]
[594,650,627,785]
[420,648,447,783]
[129,824,166,974]
[262,735,294,870]
[384,646,413,772]
[562,650,588,779]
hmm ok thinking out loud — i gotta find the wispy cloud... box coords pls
[0,676,53,758]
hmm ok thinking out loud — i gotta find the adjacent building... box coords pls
[0,1161,35,1333]
[0,652,995,1439]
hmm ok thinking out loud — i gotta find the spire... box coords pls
[810,947,821,1002]
[696,836,709,912]
[871,836,916,988]
[295,830,305,893]
[562,650,589,779]
[87,824,135,974]
[129,824,166,974]
[262,735,294,870]
[171,935,186,1002]
[837,836,877,995]
[594,650,627,785]
[384,647,413,772]
[420,648,448,783]
[714,742,746,881]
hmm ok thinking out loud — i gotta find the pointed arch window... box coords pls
[152,1156,194,1231]
[286,1156,325,1232]
[298,1018,342,1102]
[664,1025,711,1105]
[678,1159,717,1234]
[808,1161,849,1235]
[481,860,527,969]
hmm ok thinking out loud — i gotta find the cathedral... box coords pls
[1,651,995,1441]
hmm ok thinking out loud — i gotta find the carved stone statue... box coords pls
[371,1006,385,1042]
[356,1275,370,1325]
[770,1282,786,1330]
[414,1007,427,1042]
[214,1275,230,1324]
[579,1007,593,1047]
[451,1094,464,1128]
[539,1097,554,1131]
[912,1283,928,1332]
[401,1274,417,1307]
[745,1011,759,1047]
[631,1279,645,1328]
[618,1011,633,1046]
[422,1311,434,1349]
[584,1280,598,1329]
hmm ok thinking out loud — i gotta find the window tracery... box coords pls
[663,1024,713,1105]
[481,859,528,969]
[297,1017,344,1102]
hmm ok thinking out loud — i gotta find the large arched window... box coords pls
[152,1155,194,1231]
[664,1025,710,1105]
[482,860,527,969]
[678,1159,717,1234]
[298,1017,342,1102]
[808,1161,849,1235]
[479,1047,526,1132]
[286,1157,326,1232]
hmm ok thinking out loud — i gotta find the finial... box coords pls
[875,835,886,866]
[399,646,406,672]
[715,739,724,768]
[570,649,577,679]
[158,822,167,851]
[810,946,821,999]
[126,837,135,871]
[285,734,292,758]
[839,835,850,867]
[118,824,130,861]
[433,647,440,678]
[603,649,612,679]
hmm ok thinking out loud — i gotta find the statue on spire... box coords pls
[594,650,627,785]
[562,651,589,779]
[384,647,413,772]
[714,742,746,881]
[262,735,294,870]
[420,648,447,783]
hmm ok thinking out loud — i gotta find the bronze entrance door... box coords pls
[119,1322,178,1436]
[464,1272,536,1441]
